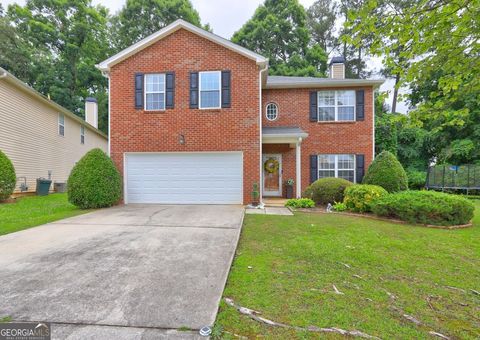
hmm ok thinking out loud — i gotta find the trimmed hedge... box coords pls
[285,198,315,208]
[67,148,121,209]
[371,190,475,226]
[406,169,427,190]
[0,150,16,201]
[363,151,408,192]
[344,184,388,213]
[303,177,353,205]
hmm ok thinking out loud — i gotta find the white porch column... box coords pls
[296,138,302,198]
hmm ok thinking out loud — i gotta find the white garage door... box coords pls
[125,152,243,204]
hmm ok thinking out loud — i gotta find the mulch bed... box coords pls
[294,207,473,230]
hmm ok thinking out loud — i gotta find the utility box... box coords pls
[36,178,52,196]
[54,182,67,193]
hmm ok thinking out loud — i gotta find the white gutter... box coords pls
[258,62,268,206]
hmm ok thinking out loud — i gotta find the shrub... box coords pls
[406,168,427,190]
[0,150,16,201]
[363,151,408,192]
[303,177,353,205]
[67,148,121,209]
[371,190,475,226]
[332,201,347,212]
[285,198,315,208]
[344,184,388,213]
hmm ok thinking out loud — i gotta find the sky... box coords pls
[2,0,406,112]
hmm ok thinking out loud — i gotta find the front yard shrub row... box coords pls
[0,150,16,201]
[363,151,408,192]
[303,177,352,205]
[67,148,121,209]
[285,198,315,208]
[371,190,475,226]
[344,184,388,213]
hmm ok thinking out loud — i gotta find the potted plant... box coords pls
[251,182,260,206]
[285,178,294,199]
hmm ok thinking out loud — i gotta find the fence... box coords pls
[426,164,480,192]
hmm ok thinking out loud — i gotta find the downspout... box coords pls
[100,70,111,156]
[258,62,268,207]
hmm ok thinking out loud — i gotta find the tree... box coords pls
[232,0,327,76]
[307,0,337,55]
[346,0,480,119]
[111,0,204,51]
[7,0,111,133]
[375,92,398,156]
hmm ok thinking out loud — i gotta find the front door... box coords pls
[263,154,282,196]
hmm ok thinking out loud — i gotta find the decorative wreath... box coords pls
[264,158,279,174]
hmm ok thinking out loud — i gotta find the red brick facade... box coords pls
[262,88,374,197]
[108,27,374,203]
[109,28,260,204]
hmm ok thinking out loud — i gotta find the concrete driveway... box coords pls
[0,205,244,339]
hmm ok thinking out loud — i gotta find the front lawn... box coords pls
[0,193,89,235]
[215,201,480,339]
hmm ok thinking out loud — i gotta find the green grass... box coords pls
[216,202,480,339]
[0,194,90,235]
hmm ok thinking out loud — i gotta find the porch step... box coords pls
[263,198,288,207]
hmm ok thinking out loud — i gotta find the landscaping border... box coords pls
[293,208,473,230]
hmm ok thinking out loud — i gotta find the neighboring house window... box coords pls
[199,71,221,109]
[265,103,278,121]
[58,113,65,136]
[145,73,166,110]
[318,90,355,121]
[318,154,355,182]
[80,126,85,144]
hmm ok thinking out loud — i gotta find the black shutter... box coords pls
[356,154,365,183]
[221,70,231,108]
[356,90,365,121]
[310,155,318,184]
[135,73,144,109]
[189,72,199,109]
[309,91,318,121]
[166,72,175,109]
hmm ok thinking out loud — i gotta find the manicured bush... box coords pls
[0,150,16,201]
[363,151,408,192]
[332,201,347,212]
[371,190,475,226]
[67,148,121,209]
[406,169,427,190]
[303,177,353,205]
[344,184,388,213]
[285,198,315,208]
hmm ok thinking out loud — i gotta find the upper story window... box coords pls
[199,71,221,109]
[145,73,165,111]
[58,113,65,136]
[318,90,355,121]
[318,154,355,182]
[265,103,278,121]
[80,126,85,144]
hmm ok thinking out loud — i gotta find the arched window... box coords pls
[266,103,278,121]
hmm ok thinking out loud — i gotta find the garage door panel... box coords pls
[125,153,243,204]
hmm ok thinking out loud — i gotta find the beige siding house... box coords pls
[0,67,108,194]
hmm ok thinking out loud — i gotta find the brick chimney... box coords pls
[329,56,346,79]
[85,97,98,129]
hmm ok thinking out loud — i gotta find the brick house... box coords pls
[97,20,383,205]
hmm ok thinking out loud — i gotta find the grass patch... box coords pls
[0,194,90,235]
[216,202,480,339]
[0,316,12,323]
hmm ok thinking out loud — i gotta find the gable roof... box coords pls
[0,67,107,139]
[265,75,384,89]
[96,19,268,72]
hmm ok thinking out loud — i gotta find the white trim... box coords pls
[259,65,268,205]
[372,90,376,160]
[144,73,166,111]
[262,154,282,197]
[264,78,384,89]
[123,154,128,204]
[96,19,268,72]
[296,140,302,198]
[107,75,111,156]
[198,71,221,109]
[265,102,279,121]
[317,90,355,122]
